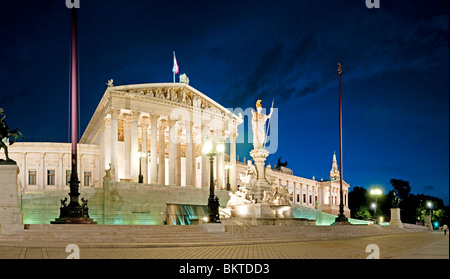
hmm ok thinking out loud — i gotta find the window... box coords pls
[309,195,312,204]
[84,171,92,186]
[28,170,36,185]
[66,170,71,185]
[47,170,55,185]
[303,194,306,203]
[296,194,300,203]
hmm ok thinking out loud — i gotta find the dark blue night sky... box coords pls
[1,0,448,204]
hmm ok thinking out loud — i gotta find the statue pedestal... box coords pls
[389,208,403,228]
[233,203,275,219]
[425,215,433,230]
[248,148,270,202]
[230,147,293,221]
[0,164,24,234]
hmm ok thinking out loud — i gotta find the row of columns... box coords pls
[289,181,319,207]
[105,108,237,191]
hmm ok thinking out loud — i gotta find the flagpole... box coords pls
[173,51,176,83]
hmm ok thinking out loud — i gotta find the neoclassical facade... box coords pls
[5,81,349,218]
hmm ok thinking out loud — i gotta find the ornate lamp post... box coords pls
[202,136,224,223]
[52,7,96,224]
[138,151,145,183]
[224,163,231,191]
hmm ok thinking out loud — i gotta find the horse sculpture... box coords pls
[0,108,24,163]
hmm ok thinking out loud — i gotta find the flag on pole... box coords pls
[172,51,179,74]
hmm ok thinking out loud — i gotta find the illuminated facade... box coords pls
[4,81,350,222]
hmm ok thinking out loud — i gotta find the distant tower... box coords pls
[330,151,340,181]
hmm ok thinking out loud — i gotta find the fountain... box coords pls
[225,100,294,223]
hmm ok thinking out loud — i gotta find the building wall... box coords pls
[5,142,101,193]
[19,179,230,225]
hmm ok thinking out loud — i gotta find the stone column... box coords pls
[39,153,45,190]
[122,113,132,180]
[185,121,194,187]
[110,108,121,182]
[217,131,226,189]
[176,125,182,186]
[149,114,159,184]
[101,117,111,177]
[141,116,149,184]
[58,154,64,190]
[168,119,177,185]
[229,132,237,192]
[201,126,209,189]
[130,111,140,182]
[158,120,167,185]
[20,153,26,191]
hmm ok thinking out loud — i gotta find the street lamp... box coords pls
[370,188,382,224]
[224,163,231,191]
[426,201,434,230]
[202,136,224,223]
[138,151,145,183]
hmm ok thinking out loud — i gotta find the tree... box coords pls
[390,179,411,201]
[355,207,372,220]
[348,187,369,219]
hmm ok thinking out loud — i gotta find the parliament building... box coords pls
[4,80,350,225]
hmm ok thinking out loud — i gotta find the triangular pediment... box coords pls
[109,83,239,121]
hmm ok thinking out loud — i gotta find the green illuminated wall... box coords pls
[20,180,231,225]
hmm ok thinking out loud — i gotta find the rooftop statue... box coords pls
[0,108,25,164]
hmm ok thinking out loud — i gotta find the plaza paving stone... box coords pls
[0,231,447,259]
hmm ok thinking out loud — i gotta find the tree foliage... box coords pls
[348,179,449,225]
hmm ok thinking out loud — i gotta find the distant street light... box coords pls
[370,188,382,224]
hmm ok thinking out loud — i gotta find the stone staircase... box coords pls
[0,222,414,248]
[0,224,239,247]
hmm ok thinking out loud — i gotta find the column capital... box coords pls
[158,119,167,131]
[149,113,159,124]
[130,110,141,121]
[140,116,150,130]
[167,118,178,127]
[109,107,121,118]
[122,113,132,127]
[102,117,111,126]
[230,132,238,141]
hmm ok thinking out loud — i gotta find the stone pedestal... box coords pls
[248,149,270,202]
[389,208,403,228]
[233,203,275,219]
[425,215,433,230]
[0,164,24,234]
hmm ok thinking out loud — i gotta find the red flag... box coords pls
[172,52,179,74]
